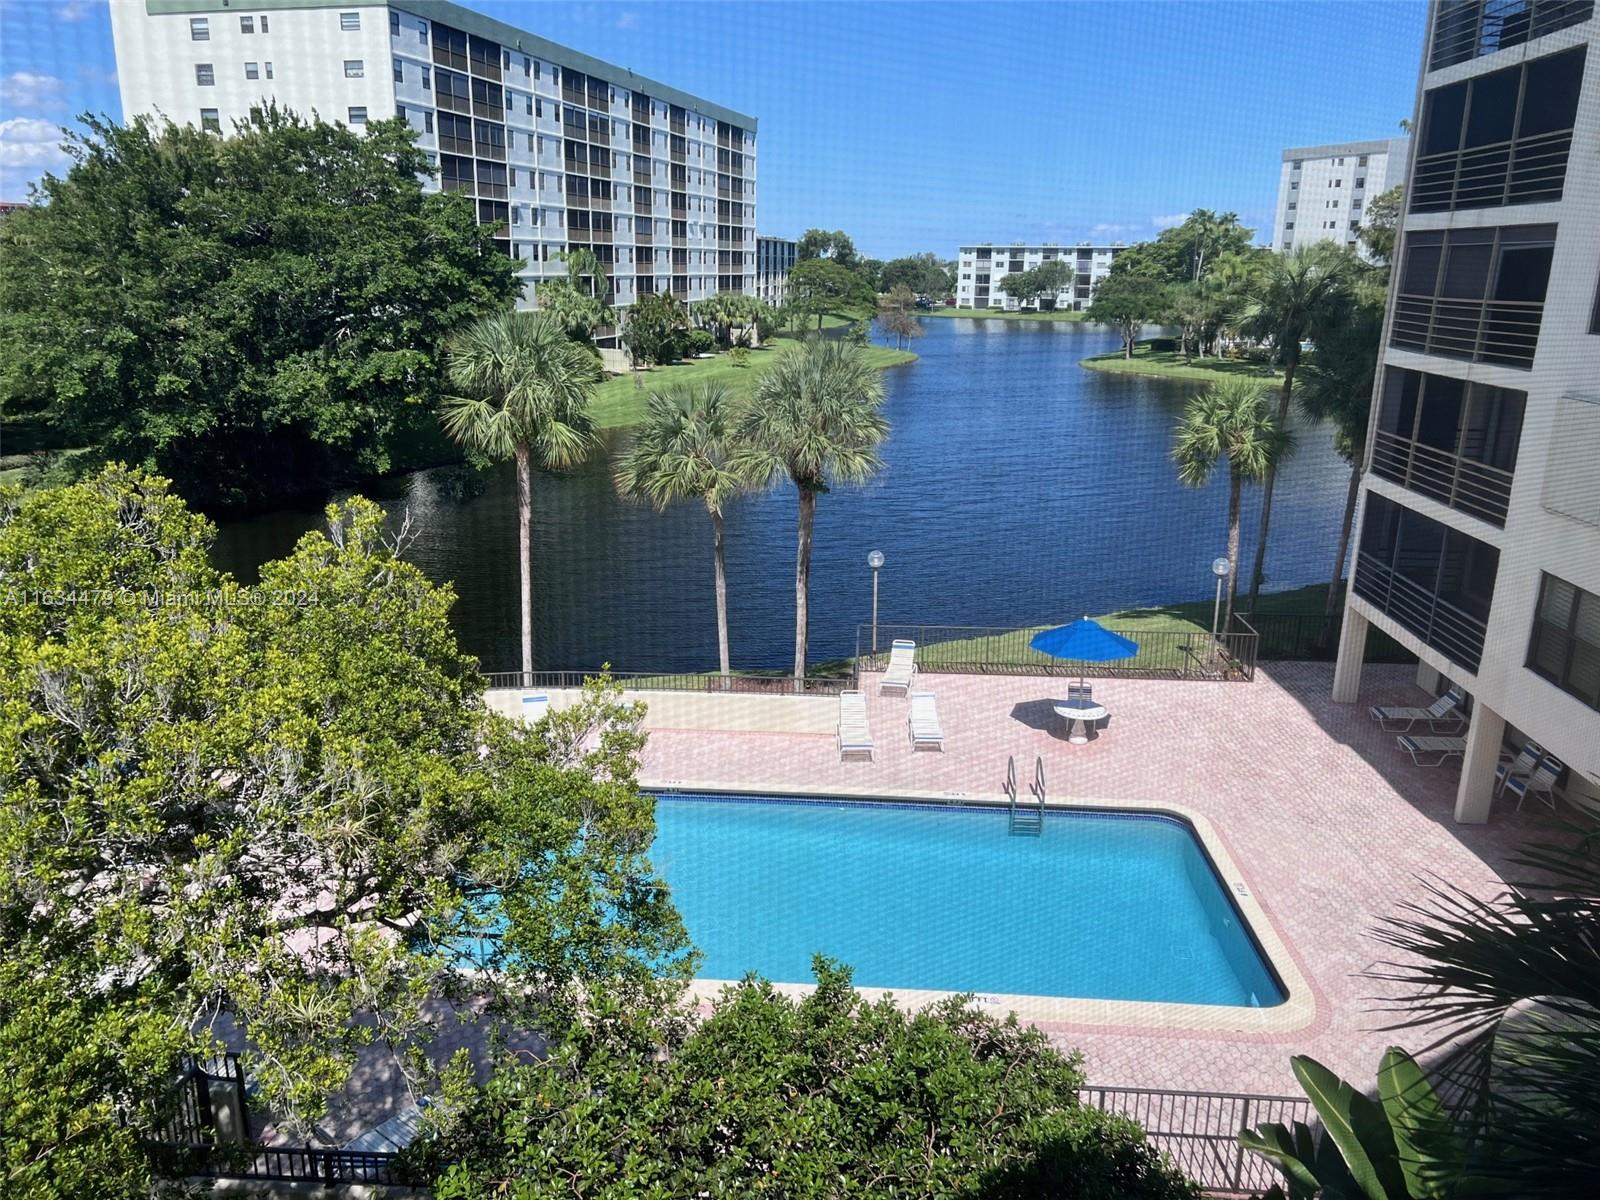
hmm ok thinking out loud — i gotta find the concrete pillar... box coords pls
[1332,606,1370,703]
[1454,703,1506,824]
[1416,661,1441,693]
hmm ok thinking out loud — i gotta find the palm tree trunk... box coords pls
[793,485,816,679]
[1246,361,1296,609]
[1225,469,1242,631]
[1326,454,1361,619]
[515,443,534,679]
[711,506,731,676]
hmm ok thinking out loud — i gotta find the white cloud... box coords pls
[1151,213,1188,230]
[0,116,70,196]
[614,11,639,29]
[0,71,68,111]
[1090,222,1139,236]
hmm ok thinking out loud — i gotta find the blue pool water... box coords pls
[650,793,1285,1008]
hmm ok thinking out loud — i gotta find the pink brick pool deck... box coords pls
[638,661,1559,1098]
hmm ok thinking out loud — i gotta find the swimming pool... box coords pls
[650,792,1286,1009]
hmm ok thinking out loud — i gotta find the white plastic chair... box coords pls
[1505,755,1564,811]
[880,640,917,695]
[837,690,874,761]
[908,691,944,751]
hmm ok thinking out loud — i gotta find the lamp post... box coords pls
[867,550,885,655]
[1210,556,1232,639]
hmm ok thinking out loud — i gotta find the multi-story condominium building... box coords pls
[1272,136,1411,256]
[1333,0,1600,822]
[954,243,1127,312]
[755,235,797,306]
[110,1,758,331]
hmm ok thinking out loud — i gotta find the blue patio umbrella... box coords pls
[1029,617,1139,686]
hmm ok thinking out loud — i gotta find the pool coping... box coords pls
[642,777,1319,1037]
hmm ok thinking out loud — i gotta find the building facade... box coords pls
[110,0,758,321]
[1333,0,1600,822]
[1271,136,1410,256]
[755,235,797,306]
[954,243,1127,312]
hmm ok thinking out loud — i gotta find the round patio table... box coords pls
[1053,697,1108,745]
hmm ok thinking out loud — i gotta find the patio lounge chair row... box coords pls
[837,688,945,759]
[1371,686,1465,732]
[1394,731,1567,812]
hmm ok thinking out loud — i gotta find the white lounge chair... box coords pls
[837,690,874,761]
[1397,734,1467,766]
[520,692,550,722]
[908,691,944,751]
[1371,686,1465,732]
[880,639,917,695]
[1505,755,1564,811]
[1495,741,1544,796]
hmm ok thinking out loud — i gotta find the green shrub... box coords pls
[685,328,716,356]
[426,960,1197,1199]
[729,346,750,368]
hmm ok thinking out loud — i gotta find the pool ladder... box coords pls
[1005,754,1045,836]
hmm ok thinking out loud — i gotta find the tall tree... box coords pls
[1297,275,1387,617]
[1030,259,1077,310]
[880,252,953,297]
[1172,378,1290,631]
[440,312,600,677]
[534,248,613,344]
[0,109,517,508]
[796,228,858,267]
[614,384,747,675]
[788,258,875,330]
[620,290,687,371]
[998,267,1045,308]
[1085,273,1168,358]
[0,470,692,1194]
[734,337,889,678]
[878,286,924,350]
[1359,184,1405,265]
[1238,244,1359,607]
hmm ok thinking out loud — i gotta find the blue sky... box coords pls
[0,0,1427,256]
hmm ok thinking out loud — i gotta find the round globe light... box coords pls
[867,550,885,570]
[1211,557,1232,578]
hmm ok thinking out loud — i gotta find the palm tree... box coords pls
[1238,244,1357,608]
[734,337,889,678]
[441,312,601,678]
[614,383,746,675]
[1297,278,1386,619]
[1172,378,1291,632]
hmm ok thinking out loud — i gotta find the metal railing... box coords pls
[854,620,1258,682]
[1409,128,1572,213]
[1390,293,1543,368]
[1429,0,1592,70]
[1370,430,1514,526]
[1078,1084,1311,1196]
[1353,553,1489,673]
[483,668,853,696]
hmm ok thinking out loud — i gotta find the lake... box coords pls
[212,319,1352,673]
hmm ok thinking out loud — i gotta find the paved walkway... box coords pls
[638,662,1560,1097]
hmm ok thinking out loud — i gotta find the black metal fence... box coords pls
[1244,610,1416,664]
[1078,1084,1310,1195]
[483,668,852,695]
[854,618,1259,682]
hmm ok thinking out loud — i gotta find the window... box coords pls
[390,11,400,35]
[1431,0,1593,69]
[240,16,255,34]
[265,62,273,79]
[397,103,406,121]
[245,62,259,80]
[1355,177,1365,189]
[261,16,268,33]
[200,108,220,133]
[421,67,431,90]
[394,58,405,83]
[526,95,533,115]
[345,60,365,78]
[195,63,215,86]
[348,106,367,125]
[1358,155,1369,166]
[424,112,433,134]
[190,17,208,40]
[1528,575,1600,711]
[1392,224,1555,367]
[340,12,361,32]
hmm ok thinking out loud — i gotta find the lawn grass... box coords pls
[1079,339,1281,384]
[590,336,917,430]
[923,308,1088,322]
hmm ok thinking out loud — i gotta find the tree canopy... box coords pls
[1085,273,1170,357]
[787,258,876,329]
[796,227,858,267]
[0,468,689,1196]
[425,959,1197,1200]
[1108,211,1257,285]
[0,109,518,510]
[880,252,954,297]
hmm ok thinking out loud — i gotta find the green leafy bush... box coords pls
[425,959,1197,1199]
[685,328,717,356]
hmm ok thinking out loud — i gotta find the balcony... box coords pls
[1411,129,1571,211]
[1353,553,1489,673]
[1429,0,1592,70]
[1370,432,1514,526]
[1390,294,1542,367]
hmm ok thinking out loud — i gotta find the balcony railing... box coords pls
[1370,430,1514,526]
[1409,129,1572,212]
[1390,294,1542,367]
[1429,0,1593,70]
[1352,552,1488,672]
